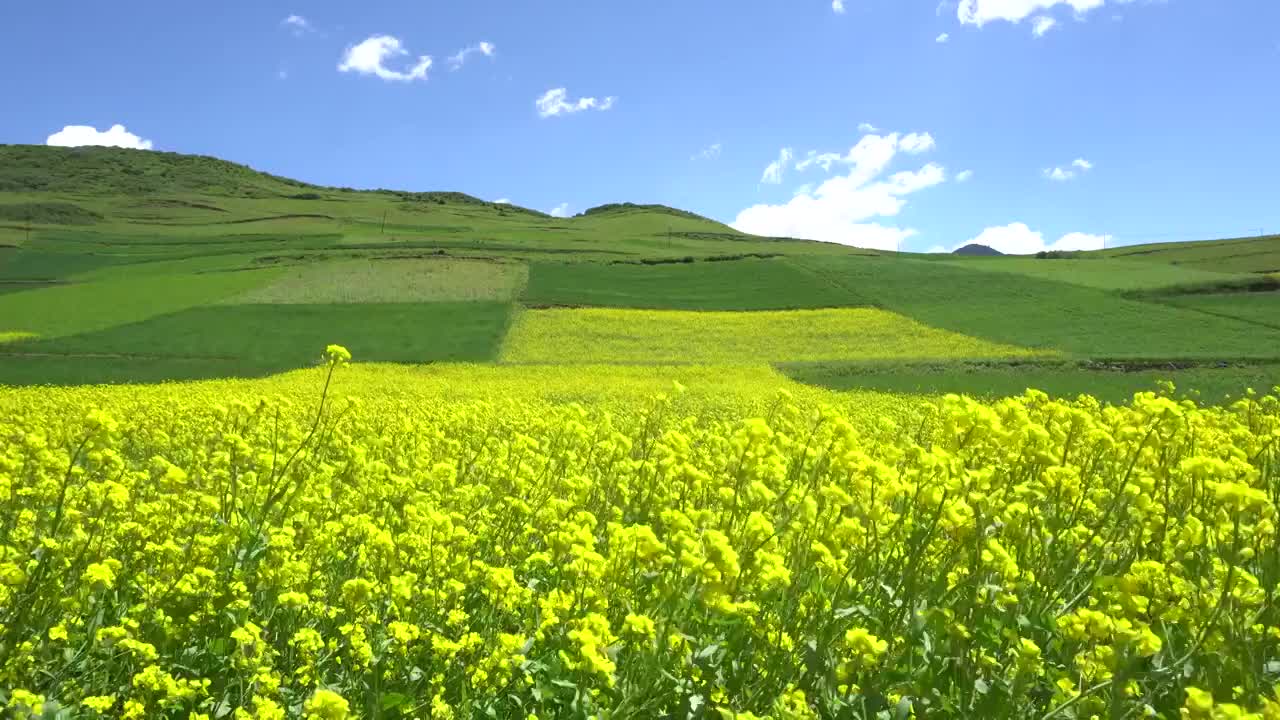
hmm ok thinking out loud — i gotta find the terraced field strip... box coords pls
[792,254,1280,358]
[521,257,866,310]
[224,257,528,304]
[500,307,1050,364]
[0,271,278,340]
[1162,291,1280,330]
[936,256,1245,291]
[0,301,514,383]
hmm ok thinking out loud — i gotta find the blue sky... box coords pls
[3,1,1278,253]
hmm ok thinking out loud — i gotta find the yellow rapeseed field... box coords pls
[500,308,1048,364]
[1,348,1278,719]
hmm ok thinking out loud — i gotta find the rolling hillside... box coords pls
[1,145,1278,400]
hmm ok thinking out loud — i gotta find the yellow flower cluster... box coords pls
[0,354,1278,718]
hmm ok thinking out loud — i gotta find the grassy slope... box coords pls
[934,256,1245,291]
[1163,292,1280,329]
[0,146,855,273]
[1097,234,1280,274]
[2,144,1279,400]
[0,302,512,383]
[0,272,276,339]
[791,255,1280,359]
[522,257,865,310]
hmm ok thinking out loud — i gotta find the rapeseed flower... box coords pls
[0,355,1277,718]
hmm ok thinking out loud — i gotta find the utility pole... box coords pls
[380,210,388,235]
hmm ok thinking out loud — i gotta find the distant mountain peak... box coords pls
[952,243,1003,256]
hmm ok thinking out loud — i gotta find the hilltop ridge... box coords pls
[0,146,726,227]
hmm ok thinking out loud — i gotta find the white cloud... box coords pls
[857,122,879,133]
[1044,157,1093,181]
[734,132,946,250]
[761,148,794,184]
[955,169,974,182]
[936,32,951,43]
[339,36,432,82]
[795,150,843,173]
[899,132,937,154]
[1032,15,1058,35]
[448,41,496,69]
[957,0,1157,33]
[283,14,312,35]
[1056,231,1110,249]
[833,0,846,13]
[494,198,512,205]
[958,0,1106,26]
[47,124,153,150]
[793,132,932,178]
[958,223,1110,254]
[692,142,722,161]
[549,203,571,218]
[535,88,615,118]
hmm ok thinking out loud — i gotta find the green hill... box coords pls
[0,144,318,197]
[0,145,844,265]
[0,144,1278,400]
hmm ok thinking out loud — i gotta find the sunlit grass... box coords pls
[501,307,1050,363]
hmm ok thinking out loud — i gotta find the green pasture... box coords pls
[1,143,1278,401]
[521,257,863,310]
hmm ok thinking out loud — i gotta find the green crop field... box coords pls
[0,302,512,384]
[225,257,528,304]
[1099,234,1280,273]
[791,254,1280,359]
[1163,291,1280,329]
[934,256,1245,291]
[521,257,863,310]
[0,144,1277,399]
[0,271,276,339]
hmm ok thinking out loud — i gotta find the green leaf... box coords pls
[380,693,410,711]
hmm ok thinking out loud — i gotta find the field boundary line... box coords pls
[0,350,240,361]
